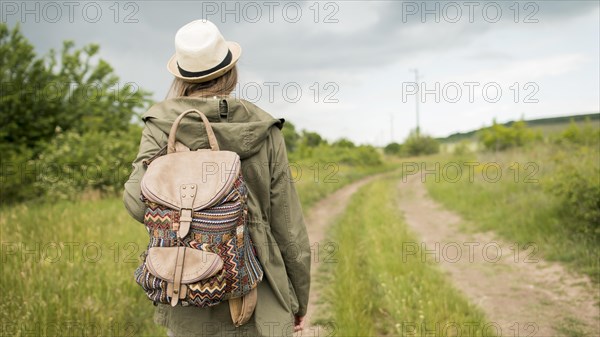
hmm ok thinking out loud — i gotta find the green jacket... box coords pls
[123,97,310,336]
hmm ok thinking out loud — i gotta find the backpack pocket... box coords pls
[146,247,223,283]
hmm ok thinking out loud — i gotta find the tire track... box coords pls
[397,173,599,337]
[298,174,383,336]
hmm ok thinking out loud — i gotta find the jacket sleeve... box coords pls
[268,127,311,317]
[123,121,165,223]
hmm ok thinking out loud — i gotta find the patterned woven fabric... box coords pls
[135,174,263,307]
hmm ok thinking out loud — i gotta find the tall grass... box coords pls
[425,143,600,282]
[0,162,395,336]
[320,174,491,336]
[0,198,156,336]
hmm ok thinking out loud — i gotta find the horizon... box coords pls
[438,111,600,139]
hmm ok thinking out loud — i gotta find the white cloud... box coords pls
[462,53,588,84]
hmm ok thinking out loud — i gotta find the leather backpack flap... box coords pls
[140,150,241,210]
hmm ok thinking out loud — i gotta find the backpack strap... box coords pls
[167,109,220,153]
[170,246,187,307]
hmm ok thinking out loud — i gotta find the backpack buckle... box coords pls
[177,184,197,238]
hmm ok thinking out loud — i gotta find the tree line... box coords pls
[0,23,384,205]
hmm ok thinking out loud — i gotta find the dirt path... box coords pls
[397,173,600,337]
[298,174,382,336]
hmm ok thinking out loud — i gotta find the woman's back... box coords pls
[124,96,310,336]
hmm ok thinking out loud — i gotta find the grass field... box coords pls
[292,160,397,210]
[2,117,597,336]
[0,197,153,336]
[0,162,394,336]
[318,174,492,336]
[425,142,600,283]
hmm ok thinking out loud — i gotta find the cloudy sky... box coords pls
[4,1,599,145]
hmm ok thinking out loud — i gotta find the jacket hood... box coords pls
[142,97,283,159]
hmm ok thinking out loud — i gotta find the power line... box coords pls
[410,68,420,137]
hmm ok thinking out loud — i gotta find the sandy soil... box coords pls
[397,173,599,337]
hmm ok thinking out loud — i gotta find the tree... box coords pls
[332,138,355,148]
[1,23,151,154]
[0,23,152,203]
[384,142,402,155]
[282,120,300,152]
[301,130,326,147]
[402,131,440,156]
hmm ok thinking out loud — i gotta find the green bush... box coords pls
[282,121,300,152]
[280,121,381,167]
[0,145,39,204]
[33,125,142,200]
[548,121,599,238]
[290,143,382,167]
[345,146,382,166]
[300,130,326,147]
[452,140,473,156]
[479,120,541,151]
[383,142,402,156]
[554,119,600,146]
[402,131,440,156]
[554,171,600,236]
[332,138,356,148]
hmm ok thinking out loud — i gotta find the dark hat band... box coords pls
[177,50,232,78]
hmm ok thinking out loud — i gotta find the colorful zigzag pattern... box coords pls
[134,173,263,307]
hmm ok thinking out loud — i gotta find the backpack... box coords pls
[134,109,263,326]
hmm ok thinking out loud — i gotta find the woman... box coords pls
[123,20,310,337]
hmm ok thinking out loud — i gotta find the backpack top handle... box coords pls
[167,109,220,153]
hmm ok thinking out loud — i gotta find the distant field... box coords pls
[439,112,600,144]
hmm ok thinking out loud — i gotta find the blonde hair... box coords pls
[165,66,238,99]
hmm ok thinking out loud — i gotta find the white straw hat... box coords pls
[167,20,241,83]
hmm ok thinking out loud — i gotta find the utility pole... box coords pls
[410,69,420,137]
[390,113,394,143]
